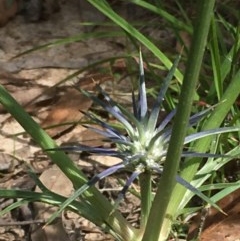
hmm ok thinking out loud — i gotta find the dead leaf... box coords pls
[0,70,45,114]
[31,165,73,241]
[175,31,192,54]
[0,0,18,27]
[66,125,108,147]
[188,188,240,241]
[41,87,92,137]
[41,73,113,138]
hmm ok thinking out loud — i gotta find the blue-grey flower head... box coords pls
[49,52,239,207]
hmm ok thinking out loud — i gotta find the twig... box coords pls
[0,219,45,226]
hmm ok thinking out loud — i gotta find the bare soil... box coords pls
[0,1,141,240]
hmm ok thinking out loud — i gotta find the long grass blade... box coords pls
[87,0,183,83]
[46,164,125,226]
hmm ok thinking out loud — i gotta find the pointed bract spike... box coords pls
[89,163,125,185]
[104,105,135,136]
[96,85,123,115]
[157,109,176,132]
[132,90,138,118]
[109,138,134,147]
[82,112,125,140]
[120,170,141,197]
[95,85,140,137]
[175,175,226,215]
[148,125,172,151]
[80,88,135,135]
[161,128,173,142]
[117,104,145,140]
[46,145,123,156]
[147,55,181,133]
[107,131,128,141]
[184,126,240,144]
[113,170,141,210]
[123,154,145,165]
[181,151,232,158]
[82,125,115,139]
[137,50,148,120]
[83,124,125,141]
[188,104,217,126]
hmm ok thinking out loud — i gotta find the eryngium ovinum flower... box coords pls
[51,53,240,212]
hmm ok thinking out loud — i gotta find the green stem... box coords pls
[142,1,215,241]
[0,84,136,241]
[139,172,152,230]
[161,68,240,239]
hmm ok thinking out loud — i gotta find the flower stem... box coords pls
[161,68,240,240]
[141,1,216,240]
[139,172,152,229]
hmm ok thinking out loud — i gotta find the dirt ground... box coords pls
[1,1,240,241]
[0,1,142,241]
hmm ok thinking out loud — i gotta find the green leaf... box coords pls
[87,0,183,83]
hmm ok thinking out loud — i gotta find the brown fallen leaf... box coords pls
[0,0,18,27]
[40,73,113,138]
[41,87,92,137]
[0,70,112,139]
[31,165,73,241]
[0,69,45,114]
[175,30,192,54]
[188,188,240,241]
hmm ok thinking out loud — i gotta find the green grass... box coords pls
[0,1,240,240]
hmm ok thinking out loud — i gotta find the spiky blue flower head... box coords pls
[49,52,240,208]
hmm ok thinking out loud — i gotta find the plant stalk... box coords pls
[142,1,216,240]
[161,68,240,239]
[139,172,152,230]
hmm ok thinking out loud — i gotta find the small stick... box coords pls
[0,219,45,226]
